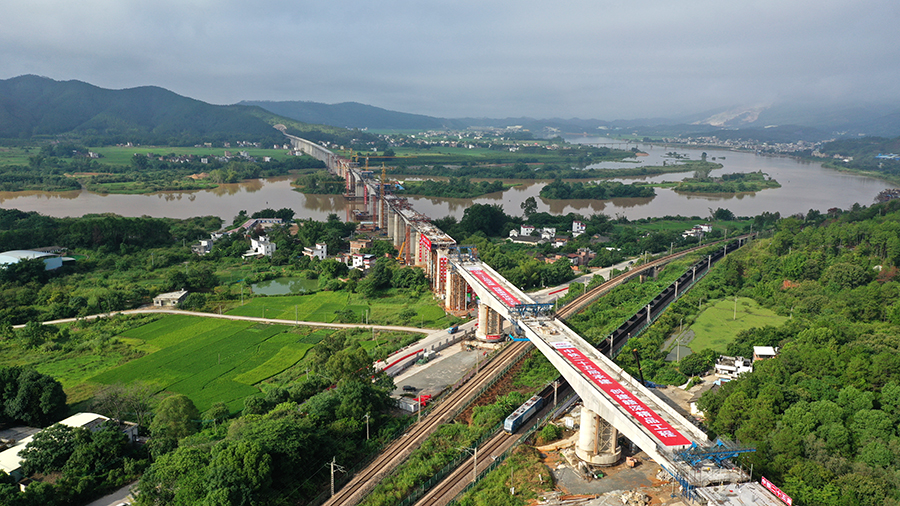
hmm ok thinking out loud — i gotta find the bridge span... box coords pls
[286,134,750,490]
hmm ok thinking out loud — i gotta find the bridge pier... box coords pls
[576,408,622,466]
[445,270,467,312]
[391,212,401,246]
[476,304,504,341]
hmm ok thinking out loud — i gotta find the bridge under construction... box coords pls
[288,134,768,504]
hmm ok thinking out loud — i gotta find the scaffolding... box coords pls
[675,438,756,468]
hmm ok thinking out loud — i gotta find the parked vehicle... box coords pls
[402,385,418,392]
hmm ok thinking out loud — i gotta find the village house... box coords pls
[351,253,377,271]
[753,346,778,362]
[303,242,327,260]
[572,220,586,237]
[350,238,373,255]
[244,236,276,258]
[153,289,188,307]
[714,355,753,377]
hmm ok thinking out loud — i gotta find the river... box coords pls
[0,137,891,222]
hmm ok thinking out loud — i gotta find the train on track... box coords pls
[598,238,744,357]
[502,379,568,433]
[503,395,544,433]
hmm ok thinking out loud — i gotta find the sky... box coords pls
[2,0,899,120]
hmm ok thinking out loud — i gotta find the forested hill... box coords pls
[0,75,290,146]
[692,201,900,505]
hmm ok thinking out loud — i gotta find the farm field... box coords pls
[88,145,290,166]
[687,297,788,353]
[89,315,325,412]
[227,290,454,328]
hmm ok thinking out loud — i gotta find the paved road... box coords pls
[83,481,136,506]
[15,308,433,334]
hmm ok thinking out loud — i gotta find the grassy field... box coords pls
[89,316,324,412]
[226,290,454,328]
[89,145,290,166]
[687,297,788,353]
[0,146,39,165]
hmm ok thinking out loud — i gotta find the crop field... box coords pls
[227,291,453,327]
[89,316,327,412]
[688,297,788,353]
[89,145,290,166]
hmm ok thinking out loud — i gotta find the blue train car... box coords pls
[503,394,544,433]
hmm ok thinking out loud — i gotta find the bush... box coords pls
[538,424,562,444]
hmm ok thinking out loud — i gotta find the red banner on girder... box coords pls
[468,268,520,307]
[551,342,691,447]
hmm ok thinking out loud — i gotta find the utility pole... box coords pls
[460,446,478,483]
[553,380,559,406]
[329,457,345,497]
[364,412,370,440]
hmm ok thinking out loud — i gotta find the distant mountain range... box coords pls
[3,75,900,146]
[243,99,900,142]
[0,75,290,145]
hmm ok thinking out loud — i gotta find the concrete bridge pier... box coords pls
[576,408,622,466]
[476,304,503,340]
[391,212,401,246]
[445,270,467,311]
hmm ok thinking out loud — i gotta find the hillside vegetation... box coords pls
[679,202,900,506]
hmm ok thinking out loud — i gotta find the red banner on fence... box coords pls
[551,342,691,447]
[761,477,792,505]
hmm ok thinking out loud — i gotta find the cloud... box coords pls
[2,0,898,119]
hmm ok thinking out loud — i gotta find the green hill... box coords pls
[0,75,324,146]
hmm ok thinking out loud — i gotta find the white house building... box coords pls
[153,289,189,307]
[572,221,586,237]
[244,236,276,258]
[352,253,377,270]
[714,355,753,378]
[303,242,327,260]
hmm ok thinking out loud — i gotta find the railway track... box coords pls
[556,235,752,320]
[413,384,572,506]
[321,340,533,506]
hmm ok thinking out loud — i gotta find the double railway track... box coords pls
[322,340,533,506]
[556,236,751,320]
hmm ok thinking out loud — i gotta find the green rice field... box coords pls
[688,297,788,353]
[89,315,323,412]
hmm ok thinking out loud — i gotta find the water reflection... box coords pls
[0,141,893,221]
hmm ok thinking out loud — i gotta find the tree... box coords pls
[149,394,200,457]
[459,204,510,237]
[204,440,272,506]
[521,196,537,218]
[19,423,81,475]
[91,382,154,429]
[203,403,231,426]
[2,367,67,426]
[679,349,715,376]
